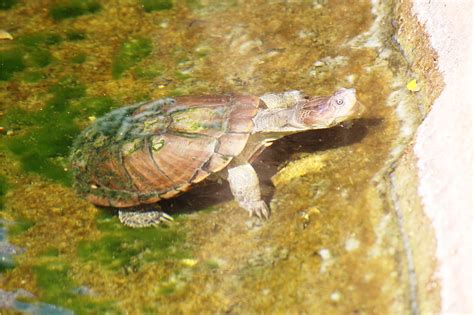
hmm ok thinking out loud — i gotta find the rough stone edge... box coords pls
[392,0,444,116]
[389,1,445,314]
[390,149,441,315]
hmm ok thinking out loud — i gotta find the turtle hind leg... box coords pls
[118,209,173,228]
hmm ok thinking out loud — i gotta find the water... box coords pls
[1,0,419,313]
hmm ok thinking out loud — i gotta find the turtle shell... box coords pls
[71,95,261,208]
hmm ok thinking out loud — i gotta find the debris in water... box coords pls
[0,30,13,40]
[330,290,342,302]
[406,79,420,92]
[180,258,198,267]
[318,248,331,260]
[345,237,360,251]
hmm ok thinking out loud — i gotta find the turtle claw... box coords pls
[160,212,174,224]
[245,200,270,220]
[118,209,173,228]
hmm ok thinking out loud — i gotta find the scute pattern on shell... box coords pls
[71,95,260,208]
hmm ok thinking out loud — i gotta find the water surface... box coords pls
[1,0,416,313]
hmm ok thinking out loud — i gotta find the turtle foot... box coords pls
[118,209,173,228]
[243,200,270,220]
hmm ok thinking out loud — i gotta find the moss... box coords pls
[204,260,220,270]
[41,247,61,257]
[66,30,86,41]
[140,0,173,12]
[77,212,188,271]
[174,71,191,81]
[17,33,62,47]
[130,93,151,103]
[133,66,162,79]
[34,264,73,301]
[76,97,117,117]
[71,53,87,64]
[7,219,35,236]
[0,0,17,10]
[185,0,203,9]
[5,124,77,184]
[27,48,53,67]
[0,33,60,81]
[22,70,45,83]
[49,77,87,103]
[49,0,101,21]
[112,38,153,79]
[159,285,176,295]
[0,107,32,127]
[0,175,8,195]
[20,153,73,185]
[34,263,118,314]
[0,48,25,81]
[0,175,8,210]
[167,89,185,97]
[1,78,87,185]
[0,260,15,272]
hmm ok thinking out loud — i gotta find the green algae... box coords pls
[185,0,203,10]
[49,0,101,22]
[78,213,188,271]
[7,219,35,236]
[0,175,8,210]
[41,247,61,257]
[34,263,118,315]
[0,48,25,81]
[34,263,74,300]
[0,33,60,81]
[0,0,17,10]
[17,33,58,69]
[66,30,86,41]
[133,66,162,79]
[158,284,176,295]
[167,89,185,97]
[174,70,191,81]
[0,260,14,272]
[204,259,220,271]
[17,33,62,47]
[49,77,87,103]
[76,97,117,117]
[140,0,173,12]
[2,78,88,185]
[0,108,32,127]
[71,53,87,64]
[22,70,46,83]
[112,38,153,79]
[28,48,53,67]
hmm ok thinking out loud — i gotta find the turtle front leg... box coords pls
[118,209,173,228]
[227,162,270,219]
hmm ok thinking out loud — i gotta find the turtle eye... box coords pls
[336,99,344,105]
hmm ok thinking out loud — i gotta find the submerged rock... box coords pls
[0,288,73,315]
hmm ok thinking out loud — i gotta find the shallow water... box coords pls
[1,0,419,313]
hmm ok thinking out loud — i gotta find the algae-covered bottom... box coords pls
[1,0,416,313]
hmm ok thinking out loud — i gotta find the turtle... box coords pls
[70,88,363,227]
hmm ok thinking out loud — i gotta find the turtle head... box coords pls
[294,88,364,129]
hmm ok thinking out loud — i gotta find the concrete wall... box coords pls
[393,1,473,314]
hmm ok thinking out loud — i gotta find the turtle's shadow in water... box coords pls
[160,117,380,215]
